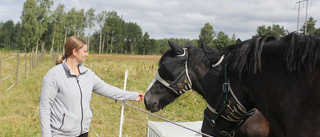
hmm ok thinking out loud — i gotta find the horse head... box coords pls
[144,41,223,113]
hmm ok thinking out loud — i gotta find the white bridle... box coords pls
[146,48,192,95]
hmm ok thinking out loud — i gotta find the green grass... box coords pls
[0,53,52,136]
[0,53,206,137]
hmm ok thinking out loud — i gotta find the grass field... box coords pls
[0,53,206,137]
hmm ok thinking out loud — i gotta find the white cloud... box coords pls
[0,0,319,40]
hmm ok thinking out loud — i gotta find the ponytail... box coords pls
[55,54,66,65]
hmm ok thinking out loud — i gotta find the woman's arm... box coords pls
[92,71,141,101]
[39,73,58,137]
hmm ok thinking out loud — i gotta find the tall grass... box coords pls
[0,53,206,137]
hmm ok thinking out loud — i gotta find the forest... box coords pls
[1,0,320,55]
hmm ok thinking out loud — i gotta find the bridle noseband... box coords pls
[146,48,192,95]
[204,56,255,137]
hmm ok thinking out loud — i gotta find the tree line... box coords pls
[1,0,320,54]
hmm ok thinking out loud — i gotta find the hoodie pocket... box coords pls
[59,113,66,129]
[57,111,80,132]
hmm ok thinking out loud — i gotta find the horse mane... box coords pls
[221,32,320,76]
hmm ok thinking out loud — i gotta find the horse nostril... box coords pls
[153,101,158,107]
[149,101,159,113]
[144,98,158,111]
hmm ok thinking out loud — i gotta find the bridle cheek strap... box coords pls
[155,71,181,95]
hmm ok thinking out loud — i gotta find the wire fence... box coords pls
[0,51,45,94]
[89,70,212,137]
[0,52,206,137]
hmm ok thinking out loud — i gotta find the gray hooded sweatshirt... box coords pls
[39,60,139,137]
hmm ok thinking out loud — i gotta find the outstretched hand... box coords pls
[136,93,144,102]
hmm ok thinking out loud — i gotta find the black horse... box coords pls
[144,41,271,136]
[201,32,320,137]
[145,32,320,137]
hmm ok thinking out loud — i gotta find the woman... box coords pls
[39,36,144,137]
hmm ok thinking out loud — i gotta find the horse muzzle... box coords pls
[144,95,161,113]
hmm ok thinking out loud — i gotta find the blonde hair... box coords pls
[56,36,87,65]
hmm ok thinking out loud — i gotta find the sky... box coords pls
[0,0,320,40]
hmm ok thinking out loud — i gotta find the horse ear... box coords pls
[168,41,184,55]
[236,38,242,44]
[201,42,221,64]
[183,42,192,48]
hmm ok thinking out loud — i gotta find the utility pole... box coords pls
[296,0,309,34]
[304,0,309,35]
[296,1,303,32]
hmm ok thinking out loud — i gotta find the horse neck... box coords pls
[188,65,207,96]
[186,48,225,104]
[227,73,258,111]
[189,64,225,105]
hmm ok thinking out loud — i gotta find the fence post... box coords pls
[30,52,32,72]
[119,70,128,137]
[16,53,19,84]
[37,51,38,66]
[25,52,27,78]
